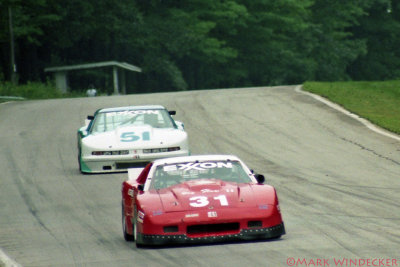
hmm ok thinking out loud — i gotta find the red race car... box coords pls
[121,155,285,246]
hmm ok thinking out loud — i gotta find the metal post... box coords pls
[54,71,68,93]
[121,70,126,94]
[8,6,17,84]
[113,66,119,94]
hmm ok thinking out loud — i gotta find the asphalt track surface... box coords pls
[1,86,399,267]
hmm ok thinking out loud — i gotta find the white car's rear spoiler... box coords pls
[127,168,145,181]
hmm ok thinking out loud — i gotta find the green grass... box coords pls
[0,81,85,102]
[0,81,63,99]
[303,81,400,135]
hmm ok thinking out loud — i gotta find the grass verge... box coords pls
[0,81,85,102]
[303,81,400,135]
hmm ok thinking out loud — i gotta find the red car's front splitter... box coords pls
[136,223,285,246]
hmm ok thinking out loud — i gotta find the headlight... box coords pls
[143,147,180,153]
[91,150,129,156]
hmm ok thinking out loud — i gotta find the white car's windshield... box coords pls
[90,109,176,133]
[149,160,252,190]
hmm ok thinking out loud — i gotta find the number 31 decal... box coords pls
[120,131,150,142]
[189,195,228,207]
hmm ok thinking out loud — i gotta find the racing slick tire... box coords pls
[122,204,135,242]
[133,207,144,248]
[78,148,84,174]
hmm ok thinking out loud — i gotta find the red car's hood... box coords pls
[157,179,259,212]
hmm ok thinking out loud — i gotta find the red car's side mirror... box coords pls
[137,184,144,192]
[255,174,265,184]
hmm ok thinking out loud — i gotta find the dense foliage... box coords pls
[0,0,399,93]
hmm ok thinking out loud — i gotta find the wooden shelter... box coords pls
[44,61,142,94]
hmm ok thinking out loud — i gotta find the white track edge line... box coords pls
[0,249,22,267]
[294,85,400,142]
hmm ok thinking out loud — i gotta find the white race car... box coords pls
[77,105,190,173]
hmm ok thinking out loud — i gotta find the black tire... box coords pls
[132,206,145,248]
[78,148,85,174]
[122,204,135,242]
[78,149,81,172]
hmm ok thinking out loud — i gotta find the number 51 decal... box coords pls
[189,195,228,208]
[120,131,150,142]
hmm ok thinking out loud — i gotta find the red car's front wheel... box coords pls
[122,204,134,242]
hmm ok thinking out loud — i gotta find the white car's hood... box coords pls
[82,125,187,150]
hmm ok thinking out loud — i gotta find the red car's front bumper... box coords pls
[135,222,285,245]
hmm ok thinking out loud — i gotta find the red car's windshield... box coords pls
[149,160,252,190]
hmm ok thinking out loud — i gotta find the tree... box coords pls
[309,0,368,81]
[1,0,400,92]
[135,0,246,90]
[349,0,400,80]
[0,0,60,82]
[228,0,316,86]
